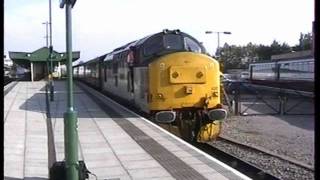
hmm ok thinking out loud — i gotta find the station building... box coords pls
[9,47,80,81]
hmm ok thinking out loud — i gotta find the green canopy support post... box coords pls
[49,46,54,101]
[61,0,79,179]
[49,0,54,101]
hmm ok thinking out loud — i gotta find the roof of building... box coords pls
[9,47,80,63]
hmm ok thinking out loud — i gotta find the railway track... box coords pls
[218,135,314,171]
[193,141,279,180]
[207,136,314,180]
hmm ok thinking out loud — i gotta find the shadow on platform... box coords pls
[18,82,139,119]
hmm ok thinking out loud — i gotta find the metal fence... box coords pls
[222,81,314,116]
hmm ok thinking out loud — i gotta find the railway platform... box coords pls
[4,81,251,180]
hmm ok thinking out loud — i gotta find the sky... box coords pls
[4,0,314,64]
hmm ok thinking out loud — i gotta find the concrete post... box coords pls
[278,95,287,115]
[233,82,241,115]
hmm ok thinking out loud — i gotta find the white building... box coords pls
[4,58,13,67]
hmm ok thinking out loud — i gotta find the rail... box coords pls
[193,142,279,180]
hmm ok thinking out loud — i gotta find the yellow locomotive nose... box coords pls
[148,52,221,110]
[148,52,223,142]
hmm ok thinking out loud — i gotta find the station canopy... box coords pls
[9,47,80,65]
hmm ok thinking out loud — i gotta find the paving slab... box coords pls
[4,82,49,179]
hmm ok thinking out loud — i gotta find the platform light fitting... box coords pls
[60,0,77,8]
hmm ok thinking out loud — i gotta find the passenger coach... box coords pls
[248,58,314,91]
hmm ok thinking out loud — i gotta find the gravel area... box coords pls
[220,115,314,168]
[209,139,314,180]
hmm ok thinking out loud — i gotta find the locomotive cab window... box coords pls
[143,34,185,57]
[143,36,163,56]
[184,37,202,53]
[163,34,183,50]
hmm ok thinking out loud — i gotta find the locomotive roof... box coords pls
[74,29,204,66]
[106,29,198,55]
[74,54,107,67]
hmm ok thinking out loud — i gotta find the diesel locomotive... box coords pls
[73,29,227,142]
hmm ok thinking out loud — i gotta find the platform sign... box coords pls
[60,0,77,8]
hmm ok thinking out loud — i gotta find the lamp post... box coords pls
[42,22,49,47]
[205,31,231,72]
[205,31,231,57]
[42,22,50,84]
[60,0,78,179]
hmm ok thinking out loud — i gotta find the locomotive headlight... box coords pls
[155,111,176,123]
[207,109,227,121]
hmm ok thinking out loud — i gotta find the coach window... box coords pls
[104,64,107,82]
[305,62,309,72]
[296,63,300,71]
[306,62,310,72]
[96,64,99,78]
[288,63,293,71]
[91,64,96,77]
[310,62,314,72]
[288,63,294,71]
[297,63,302,72]
[307,62,311,72]
[113,62,118,74]
[115,76,118,87]
[301,62,307,72]
[295,63,299,71]
[302,62,307,72]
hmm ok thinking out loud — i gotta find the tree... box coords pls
[292,32,312,51]
[217,32,311,71]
